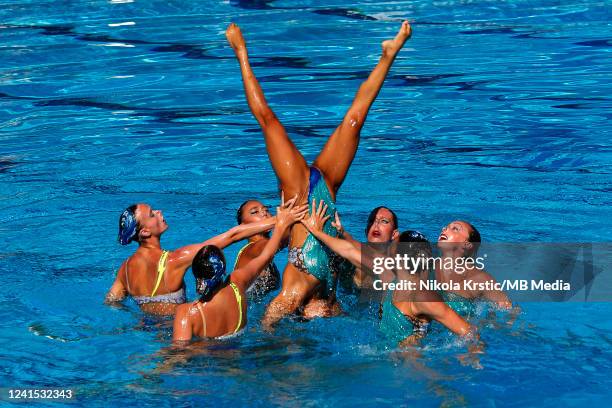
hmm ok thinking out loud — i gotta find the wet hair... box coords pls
[236,200,255,224]
[118,204,140,245]
[399,230,429,244]
[398,230,433,275]
[463,221,481,256]
[399,230,433,258]
[192,245,227,301]
[365,206,398,236]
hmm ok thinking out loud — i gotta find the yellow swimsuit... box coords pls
[128,250,186,305]
[195,282,243,337]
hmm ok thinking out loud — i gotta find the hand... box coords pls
[458,329,484,369]
[458,350,484,370]
[398,335,420,349]
[331,211,344,236]
[276,192,308,229]
[301,199,330,234]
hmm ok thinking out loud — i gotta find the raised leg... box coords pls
[227,23,308,194]
[313,21,412,194]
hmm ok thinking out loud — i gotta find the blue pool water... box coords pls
[1,0,611,406]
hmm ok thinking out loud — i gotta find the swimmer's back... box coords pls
[122,249,184,296]
[185,283,247,339]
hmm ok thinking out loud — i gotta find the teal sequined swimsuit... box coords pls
[441,291,477,317]
[430,270,477,317]
[287,167,343,295]
[380,289,430,344]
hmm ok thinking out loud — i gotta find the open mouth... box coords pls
[439,233,448,241]
[372,231,381,238]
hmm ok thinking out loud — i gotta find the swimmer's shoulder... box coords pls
[464,267,501,299]
[173,302,199,339]
[247,239,268,255]
[468,267,495,283]
[126,251,149,271]
[413,290,445,317]
[121,253,153,288]
[177,302,202,328]
[468,267,512,307]
[237,239,268,267]
[416,297,465,327]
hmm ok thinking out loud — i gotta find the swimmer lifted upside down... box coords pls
[225,21,412,328]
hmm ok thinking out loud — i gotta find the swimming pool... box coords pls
[1,0,611,406]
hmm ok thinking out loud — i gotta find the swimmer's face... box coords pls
[135,203,168,240]
[240,200,271,223]
[367,208,399,243]
[437,220,471,254]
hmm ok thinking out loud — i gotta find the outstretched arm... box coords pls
[423,301,474,337]
[403,299,485,368]
[484,289,514,311]
[233,195,307,292]
[303,202,398,288]
[418,297,484,354]
[301,200,362,266]
[171,217,276,271]
[203,217,276,249]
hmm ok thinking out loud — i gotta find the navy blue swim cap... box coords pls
[399,230,428,243]
[193,246,227,300]
[118,205,139,245]
[399,230,433,259]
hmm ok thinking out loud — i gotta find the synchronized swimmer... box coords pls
[173,195,306,341]
[107,21,515,350]
[106,203,276,315]
[225,20,412,329]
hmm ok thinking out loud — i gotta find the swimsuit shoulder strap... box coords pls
[233,242,255,270]
[229,282,243,333]
[151,250,170,297]
[195,301,206,338]
[125,257,132,293]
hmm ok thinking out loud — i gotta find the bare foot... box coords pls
[382,21,412,58]
[225,22,246,52]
